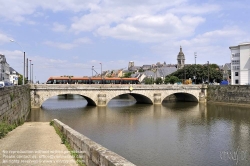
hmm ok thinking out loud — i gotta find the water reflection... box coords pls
[28,95,250,166]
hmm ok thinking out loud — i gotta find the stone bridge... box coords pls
[30,84,207,108]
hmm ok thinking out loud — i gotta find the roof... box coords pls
[229,42,250,49]
[9,67,20,75]
[224,63,231,70]
[157,67,177,77]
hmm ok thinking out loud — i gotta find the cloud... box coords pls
[43,37,91,50]
[150,26,248,65]
[0,0,99,22]
[0,32,11,44]
[52,22,67,32]
[167,4,220,14]
[43,41,76,50]
[96,14,204,42]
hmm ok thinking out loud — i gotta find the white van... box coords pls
[0,81,4,87]
[0,81,12,87]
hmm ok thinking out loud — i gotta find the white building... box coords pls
[0,54,10,82]
[10,70,18,85]
[229,42,250,85]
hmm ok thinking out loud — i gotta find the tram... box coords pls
[46,76,139,84]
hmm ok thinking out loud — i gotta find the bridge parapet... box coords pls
[30,84,205,108]
[30,84,202,90]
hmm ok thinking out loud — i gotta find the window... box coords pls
[232,53,240,57]
[235,72,238,76]
[235,79,239,84]
[232,60,240,65]
[233,66,240,70]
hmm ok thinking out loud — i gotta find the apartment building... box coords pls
[0,54,10,82]
[229,42,250,85]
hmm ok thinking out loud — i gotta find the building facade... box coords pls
[0,54,10,82]
[229,42,250,85]
[9,70,18,85]
[177,46,185,69]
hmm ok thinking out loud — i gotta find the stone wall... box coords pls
[0,85,30,124]
[53,119,136,166]
[207,85,250,104]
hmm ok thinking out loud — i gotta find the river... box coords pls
[28,94,250,166]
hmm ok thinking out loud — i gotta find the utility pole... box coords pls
[92,66,94,77]
[207,61,209,84]
[26,58,28,84]
[100,63,102,84]
[194,52,197,84]
[29,60,32,83]
[31,64,33,84]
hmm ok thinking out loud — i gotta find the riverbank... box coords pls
[0,122,77,166]
[207,101,250,108]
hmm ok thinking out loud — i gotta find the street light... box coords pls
[92,66,94,77]
[194,52,197,84]
[29,59,32,83]
[10,39,25,85]
[207,61,209,84]
[100,63,102,84]
[31,64,33,84]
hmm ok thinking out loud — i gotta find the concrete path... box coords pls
[0,122,78,166]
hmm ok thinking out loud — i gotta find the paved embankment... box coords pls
[0,122,77,166]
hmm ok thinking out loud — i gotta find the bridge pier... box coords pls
[154,93,161,104]
[199,84,207,103]
[97,94,106,106]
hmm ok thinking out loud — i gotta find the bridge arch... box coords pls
[106,93,153,105]
[34,91,97,108]
[162,92,199,103]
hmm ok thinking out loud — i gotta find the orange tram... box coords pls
[46,76,140,84]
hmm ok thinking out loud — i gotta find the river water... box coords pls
[28,95,250,166]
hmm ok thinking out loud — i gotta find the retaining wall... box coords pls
[0,85,30,124]
[53,119,136,166]
[207,85,250,104]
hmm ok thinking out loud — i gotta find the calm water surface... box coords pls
[28,95,250,166]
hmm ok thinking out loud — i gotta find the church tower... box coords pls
[177,46,185,69]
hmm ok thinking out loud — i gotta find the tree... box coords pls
[144,77,154,84]
[168,64,223,84]
[18,75,23,85]
[123,72,132,78]
[165,76,180,84]
[155,77,163,84]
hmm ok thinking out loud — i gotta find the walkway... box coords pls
[0,122,78,166]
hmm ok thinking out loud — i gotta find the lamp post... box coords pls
[207,61,210,84]
[10,39,25,85]
[29,60,32,83]
[92,66,94,77]
[100,63,102,84]
[194,52,197,84]
[31,64,33,84]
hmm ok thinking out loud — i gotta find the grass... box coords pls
[0,119,24,139]
[50,120,86,166]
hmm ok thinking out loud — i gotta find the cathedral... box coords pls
[177,46,185,69]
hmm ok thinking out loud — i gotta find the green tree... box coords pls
[144,77,154,84]
[155,77,163,84]
[169,64,222,84]
[164,76,180,84]
[18,75,23,85]
[123,72,132,78]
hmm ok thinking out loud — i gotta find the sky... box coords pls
[0,0,250,83]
